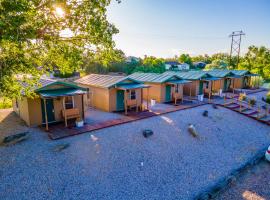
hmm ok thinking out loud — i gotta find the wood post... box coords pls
[63,96,67,127]
[124,90,127,115]
[81,94,85,120]
[146,87,149,110]
[189,85,192,99]
[174,84,177,105]
[43,98,49,131]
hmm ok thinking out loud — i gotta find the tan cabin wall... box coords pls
[142,83,163,103]
[109,88,117,112]
[233,78,243,89]
[27,98,42,126]
[13,97,30,126]
[212,79,224,91]
[78,84,110,112]
[183,80,199,96]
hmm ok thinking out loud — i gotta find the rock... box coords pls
[142,129,153,138]
[188,124,198,137]
[203,110,208,117]
[1,132,29,146]
[53,143,70,152]
[212,104,218,109]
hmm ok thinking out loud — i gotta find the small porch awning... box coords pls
[227,75,242,78]
[245,74,259,77]
[116,83,150,90]
[201,77,221,81]
[166,79,191,84]
[39,88,87,98]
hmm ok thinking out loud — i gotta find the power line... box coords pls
[229,30,245,67]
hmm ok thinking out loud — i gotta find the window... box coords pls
[130,90,136,100]
[175,84,179,93]
[65,96,74,109]
[205,82,209,89]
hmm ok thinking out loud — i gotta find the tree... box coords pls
[178,54,192,66]
[238,46,270,79]
[204,59,228,70]
[0,0,119,98]
[133,56,165,73]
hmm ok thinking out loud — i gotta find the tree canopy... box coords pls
[0,0,119,98]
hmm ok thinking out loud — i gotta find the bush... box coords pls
[0,98,12,109]
[249,98,256,106]
[266,92,270,104]
[239,93,247,101]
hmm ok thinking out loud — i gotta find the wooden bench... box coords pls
[62,108,80,127]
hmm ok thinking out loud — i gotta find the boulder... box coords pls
[203,110,208,117]
[212,104,218,109]
[188,124,198,137]
[142,129,153,138]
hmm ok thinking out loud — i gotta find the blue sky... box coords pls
[107,0,270,57]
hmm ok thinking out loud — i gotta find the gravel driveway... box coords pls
[0,105,270,200]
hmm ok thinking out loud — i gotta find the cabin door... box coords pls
[223,79,228,91]
[199,81,204,95]
[165,85,172,102]
[116,90,125,111]
[41,99,56,124]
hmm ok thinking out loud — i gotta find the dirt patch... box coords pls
[0,109,28,139]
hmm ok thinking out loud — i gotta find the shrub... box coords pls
[266,92,270,104]
[0,98,12,109]
[238,93,247,101]
[249,98,256,106]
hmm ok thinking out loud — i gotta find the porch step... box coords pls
[226,103,240,109]
[259,115,270,122]
[241,109,257,115]
[234,107,249,112]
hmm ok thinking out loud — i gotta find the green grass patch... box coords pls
[0,98,12,109]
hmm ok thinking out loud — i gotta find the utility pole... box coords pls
[229,31,245,67]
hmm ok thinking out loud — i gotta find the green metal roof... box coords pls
[38,88,87,98]
[201,77,221,81]
[231,70,249,76]
[166,79,191,84]
[163,71,210,80]
[75,74,141,88]
[36,80,84,92]
[205,70,234,78]
[128,72,184,83]
[116,83,150,90]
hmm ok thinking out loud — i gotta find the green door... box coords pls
[199,81,204,95]
[165,85,172,102]
[41,99,55,124]
[116,90,125,111]
[223,79,228,91]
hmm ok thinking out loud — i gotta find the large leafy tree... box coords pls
[0,0,119,98]
[238,46,270,79]
[133,56,165,73]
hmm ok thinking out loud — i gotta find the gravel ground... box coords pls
[84,108,127,124]
[246,91,268,102]
[215,160,270,200]
[0,104,270,200]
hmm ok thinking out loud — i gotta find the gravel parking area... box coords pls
[0,105,270,200]
[215,160,270,200]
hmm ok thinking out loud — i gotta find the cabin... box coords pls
[128,72,191,104]
[75,74,149,114]
[13,78,87,130]
[231,70,259,89]
[163,71,221,98]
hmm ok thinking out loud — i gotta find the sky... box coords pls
[107,0,270,58]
